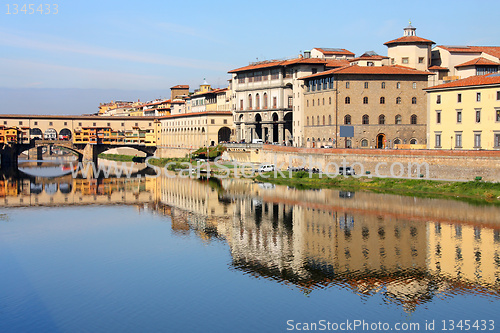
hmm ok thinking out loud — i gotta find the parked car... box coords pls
[252,139,263,144]
[258,164,275,172]
[339,167,355,175]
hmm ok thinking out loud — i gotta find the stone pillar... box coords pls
[278,123,284,144]
[235,124,241,141]
[0,145,18,168]
[37,146,44,161]
[82,144,99,169]
[246,124,255,143]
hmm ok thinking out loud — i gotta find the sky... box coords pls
[1,0,499,115]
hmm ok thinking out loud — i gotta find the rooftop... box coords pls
[455,57,500,68]
[312,48,355,56]
[298,65,433,80]
[384,35,435,46]
[424,73,500,91]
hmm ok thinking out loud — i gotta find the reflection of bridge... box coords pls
[1,140,156,167]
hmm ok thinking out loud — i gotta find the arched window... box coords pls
[322,115,325,125]
[328,115,332,125]
[307,100,309,107]
[329,97,331,105]
[312,117,314,126]
[363,96,368,104]
[381,82,386,89]
[412,97,417,104]
[307,117,309,126]
[312,99,315,106]
[318,99,320,106]
[411,114,417,124]
[410,138,417,144]
[380,97,385,104]
[396,82,401,89]
[255,94,260,109]
[317,116,320,125]
[396,97,401,104]
[393,138,401,145]
[345,96,350,104]
[263,93,268,109]
[361,139,369,147]
[362,114,369,124]
[322,98,325,105]
[248,94,252,109]
[395,114,402,124]
[379,114,385,125]
[344,114,351,125]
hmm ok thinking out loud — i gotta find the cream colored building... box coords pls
[385,23,434,72]
[425,73,500,150]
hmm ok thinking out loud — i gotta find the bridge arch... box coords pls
[59,128,72,140]
[30,128,43,139]
[218,127,231,143]
[44,128,57,140]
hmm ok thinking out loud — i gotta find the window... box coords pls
[307,100,309,107]
[457,110,462,123]
[457,93,462,103]
[381,82,385,89]
[273,97,277,108]
[248,95,252,109]
[49,122,53,126]
[494,133,500,148]
[271,69,279,80]
[34,121,38,125]
[436,95,441,104]
[346,82,350,89]
[323,79,327,90]
[435,134,442,148]
[107,122,111,126]
[240,99,244,110]
[307,117,309,126]
[412,82,417,89]
[396,97,401,104]
[476,109,481,123]
[455,133,462,148]
[238,75,245,84]
[288,96,293,108]
[436,111,441,124]
[363,97,368,104]
[322,98,325,105]
[411,114,417,124]
[379,114,385,125]
[329,78,333,89]
[263,93,268,109]
[361,139,368,147]
[380,97,385,104]
[410,139,417,144]
[345,96,350,104]
[263,71,268,81]
[312,68,317,74]
[322,116,325,125]
[476,92,481,102]
[256,94,260,109]
[497,91,500,100]
[344,115,351,125]
[418,57,424,64]
[362,114,369,124]
[312,117,314,126]
[329,115,332,125]
[496,109,500,122]
[312,99,315,106]
[223,119,227,124]
[474,133,481,148]
[395,114,402,124]
[248,73,253,83]
[412,97,417,104]
[364,82,369,89]
[402,57,409,64]
[19,121,22,125]
[329,97,331,105]
[396,82,401,89]
[317,116,320,125]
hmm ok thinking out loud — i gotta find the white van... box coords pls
[258,164,275,172]
[252,139,263,144]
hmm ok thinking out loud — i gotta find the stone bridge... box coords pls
[1,140,157,168]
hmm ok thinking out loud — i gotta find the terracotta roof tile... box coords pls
[298,65,433,80]
[228,57,330,73]
[424,73,500,90]
[349,55,389,62]
[384,36,434,46]
[428,65,449,71]
[436,46,500,59]
[325,59,350,68]
[455,57,500,68]
[171,85,189,89]
[312,48,355,56]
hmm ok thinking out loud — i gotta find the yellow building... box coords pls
[425,73,500,150]
[0,126,21,144]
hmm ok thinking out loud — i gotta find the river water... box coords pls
[1,162,499,332]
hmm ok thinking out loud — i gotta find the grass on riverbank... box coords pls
[255,172,500,204]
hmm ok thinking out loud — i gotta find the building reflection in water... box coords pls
[1,172,499,313]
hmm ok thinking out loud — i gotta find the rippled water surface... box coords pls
[1,167,500,332]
